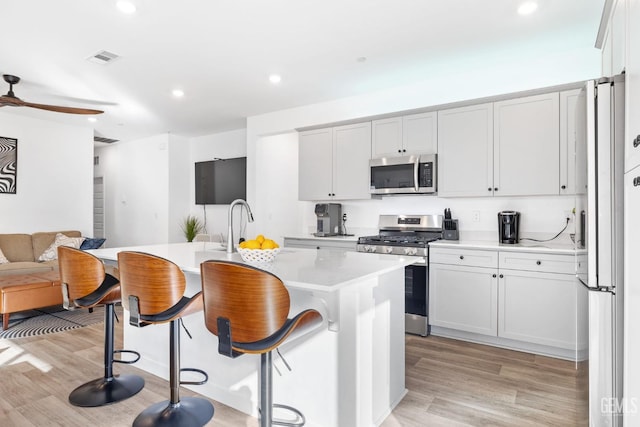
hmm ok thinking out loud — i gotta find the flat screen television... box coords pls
[195,157,247,205]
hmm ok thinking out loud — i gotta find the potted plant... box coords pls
[181,215,203,242]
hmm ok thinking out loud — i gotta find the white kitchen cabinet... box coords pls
[560,89,581,195]
[298,122,371,201]
[437,103,494,197]
[493,92,560,196]
[626,0,640,172]
[612,0,627,75]
[283,237,356,251]
[429,246,587,359]
[498,269,584,350]
[429,263,498,336]
[371,112,437,158]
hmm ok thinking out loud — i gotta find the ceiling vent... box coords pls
[86,50,120,65]
[94,136,119,144]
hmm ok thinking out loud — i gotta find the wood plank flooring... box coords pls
[0,314,588,426]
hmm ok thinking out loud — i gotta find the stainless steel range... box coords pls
[357,214,443,336]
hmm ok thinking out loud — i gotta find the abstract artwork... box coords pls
[0,136,17,194]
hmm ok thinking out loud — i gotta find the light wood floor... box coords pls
[0,315,588,426]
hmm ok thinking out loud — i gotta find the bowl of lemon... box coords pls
[237,234,280,264]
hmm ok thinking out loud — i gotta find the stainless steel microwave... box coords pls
[369,154,437,194]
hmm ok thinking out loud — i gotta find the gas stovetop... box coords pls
[356,214,444,257]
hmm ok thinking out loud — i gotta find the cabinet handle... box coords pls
[536,260,541,265]
[492,274,497,278]
[488,187,492,192]
[494,187,498,191]
[398,149,402,153]
[561,185,566,190]
[634,177,640,187]
[499,274,504,278]
[634,135,640,148]
[402,149,406,152]
[459,255,464,260]
[316,246,320,250]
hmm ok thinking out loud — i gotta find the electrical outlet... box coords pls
[564,210,574,222]
[472,211,480,222]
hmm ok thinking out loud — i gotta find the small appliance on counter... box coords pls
[498,211,520,244]
[442,208,459,241]
[314,203,342,237]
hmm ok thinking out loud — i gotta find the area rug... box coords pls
[0,305,105,339]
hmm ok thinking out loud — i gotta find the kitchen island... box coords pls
[89,242,414,427]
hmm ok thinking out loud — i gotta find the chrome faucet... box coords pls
[227,199,254,253]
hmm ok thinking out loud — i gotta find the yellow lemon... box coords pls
[261,239,277,249]
[256,234,265,244]
[239,241,248,249]
[244,240,261,249]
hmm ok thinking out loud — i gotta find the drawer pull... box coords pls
[499,274,504,279]
[634,134,640,148]
[459,255,464,260]
[536,260,541,265]
[492,274,497,278]
[634,177,640,187]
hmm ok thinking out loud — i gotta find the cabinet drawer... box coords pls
[429,248,498,268]
[498,252,575,274]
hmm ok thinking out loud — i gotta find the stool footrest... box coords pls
[180,367,208,386]
[271,403,306,427]
[113,349,141,364]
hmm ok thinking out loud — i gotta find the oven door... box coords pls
[405,258,429,336]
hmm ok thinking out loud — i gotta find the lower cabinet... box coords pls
[429,264,498,336]
[429,246,587,360]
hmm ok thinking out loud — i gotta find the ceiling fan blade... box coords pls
[20,101,103,115]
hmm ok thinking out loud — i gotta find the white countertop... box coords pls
[89,242,414,292]
[429,239,582,255]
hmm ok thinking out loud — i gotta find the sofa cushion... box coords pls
[38,233,85,262]
[32,230,81,261]
[0,234,34,262]
[0,248,8,264]
[0,262,53,277]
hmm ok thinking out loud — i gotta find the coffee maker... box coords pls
[314,203,342,237]
[498,211,520,244]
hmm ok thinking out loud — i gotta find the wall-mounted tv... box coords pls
[195,157,246,205]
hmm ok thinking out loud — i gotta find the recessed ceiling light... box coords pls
[269,74,282,84]
[88,117,97,123]
[356,57,367,63]
[172,89,185,98]
[116,1,137,14]
[517,1,538,15]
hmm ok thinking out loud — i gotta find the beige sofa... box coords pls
[0,230,81,329]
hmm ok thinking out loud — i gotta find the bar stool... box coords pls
[117,251,214,427]
[57,246,145,407]
[200,260,323,427]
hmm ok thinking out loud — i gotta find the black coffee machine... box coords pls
[498,211,520,244]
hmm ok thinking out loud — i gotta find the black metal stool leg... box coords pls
[69,303,145,407]
[260,350,306,427]
[133,319,214,427]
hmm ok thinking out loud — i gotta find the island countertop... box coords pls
[89,241,415,293]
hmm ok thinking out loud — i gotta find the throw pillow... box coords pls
[38,233,85,262]
[80,237,106,250]
[0,247,8,264]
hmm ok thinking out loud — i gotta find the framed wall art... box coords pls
[0,136,17,194]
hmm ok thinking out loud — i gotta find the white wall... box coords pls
[0,111,93,235]
[246,45,601,241]
[168,133,191,243]
[95,134,171,247]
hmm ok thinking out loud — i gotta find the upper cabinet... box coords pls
[438,103,494,197]
[438,93,562,197]
[493,93,560,196]
[627,0,640,172]
[371,112,437,158]
[560,89,581,195]
[298,122,372,201]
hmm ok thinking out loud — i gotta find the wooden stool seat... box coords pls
[57,246,144,407]
[118,251,214,427]
[201,260,323,427]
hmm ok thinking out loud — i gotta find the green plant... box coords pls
[181,215,203,242]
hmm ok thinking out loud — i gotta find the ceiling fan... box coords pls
[0,74,103,115]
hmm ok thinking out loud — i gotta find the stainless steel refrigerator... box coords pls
[575,74,625,426]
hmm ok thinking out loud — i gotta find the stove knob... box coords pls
[365,245,375,253]
[404,247,417,256]
[384,246,394,254]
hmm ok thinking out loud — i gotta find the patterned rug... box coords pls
[0,305,105,339]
